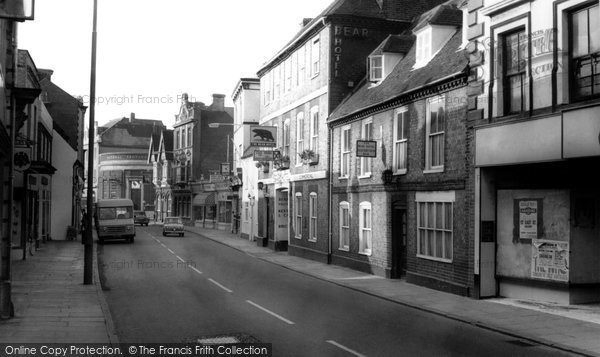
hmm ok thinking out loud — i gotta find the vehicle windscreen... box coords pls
[98,207,133,220]
[165,217,182,224]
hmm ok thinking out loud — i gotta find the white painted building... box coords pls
[51,127,77,239]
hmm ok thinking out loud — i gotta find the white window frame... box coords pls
[415,26,432,67]
[416,191,454,263]
[369,55,383,82]
[295,192,303,239]
[310,106,319,153]
[309,192,317,242]
[283,118,290,158]
[274,64,281,99]
[359,201,372,256]
[359,117,373,178]
[311,35,320,77]
[284,58,292,93]
[393,107,408,175]
[340,125,351,178]
[298,44,306,86]
[296,111,305,166]
[339,201,350,251]
[425,95,445,173]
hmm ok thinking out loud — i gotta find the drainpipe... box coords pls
[327,124,332,264]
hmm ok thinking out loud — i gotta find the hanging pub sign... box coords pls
[253,150,274,162]
[14,147,31,171]
[513,198,543,242]
[0,0,35,21]
[531,239,569,282]
[249,126,277,147]
[356,140,377,157]
[220,162,231,176]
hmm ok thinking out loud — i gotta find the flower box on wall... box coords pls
[299,149,318,166]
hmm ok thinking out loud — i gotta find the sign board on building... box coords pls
[531,239,569,282]
[221,162,231,176]
[14,147,32,172]
[356,140,377,157]
[254,150,274,162]
[249,126,277,147]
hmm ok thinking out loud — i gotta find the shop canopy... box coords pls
[193,192,216,206]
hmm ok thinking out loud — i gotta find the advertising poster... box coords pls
[531,239,569,282]
[518,199,539,239]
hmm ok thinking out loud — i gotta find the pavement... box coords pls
[2,224,600,356]
[0,235,118,344]
[183,225,600,357]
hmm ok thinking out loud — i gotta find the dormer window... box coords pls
[369,55,383,82]
[415,27,432,67]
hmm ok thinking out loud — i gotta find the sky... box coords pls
[19,0,332,128]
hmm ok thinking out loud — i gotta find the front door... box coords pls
[392,207,407,278]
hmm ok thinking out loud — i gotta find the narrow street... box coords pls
[98,227,574,357]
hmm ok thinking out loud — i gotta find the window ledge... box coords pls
[338,247,349,252]
[393,169,407,176]
[357,174,372,179]
[294,235,302,239]
[423,167,444,174]
[417,254,452,263]
[359,250,372,256]
[308,238,317,243]
[338,176,349,180]
[311,73,319,79]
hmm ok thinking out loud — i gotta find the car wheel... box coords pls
[180,233,184,237]
[130,236,134,243]
[162,232,166,236]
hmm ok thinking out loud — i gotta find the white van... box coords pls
[95,199,135,243]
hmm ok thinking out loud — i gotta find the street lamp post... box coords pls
[84,0,98,285]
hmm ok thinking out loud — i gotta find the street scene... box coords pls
[1,0,600,356]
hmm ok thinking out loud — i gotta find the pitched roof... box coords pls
[413,0,464,32]
[258,0,449,74]
[328,28,468,122]
[371,33,414,55]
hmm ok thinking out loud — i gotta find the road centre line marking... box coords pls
[167,248,175,254]
[326,340,366,357]
[246,300,294,325]
[190,266,203,275]
[208,278,233,293]
[160,243,167,248]
[175,255,185,262]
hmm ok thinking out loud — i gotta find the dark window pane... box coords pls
[572,9,588,57]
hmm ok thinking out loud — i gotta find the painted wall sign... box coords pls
[254,150,274,162]
[356,140,377,157]
[333,25,369,78]
[531,239,569,282]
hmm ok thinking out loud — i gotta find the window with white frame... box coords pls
[291,52,297,89]
[283,119,290,157]
[415,27,432,66]
[359,202,372,255]
[359,118,373,177]
[284,58,292,92]
[296,111,304,163]
[311,36,320,77]
[502,28,527,114]
[570,3,600,100]
[340,125,351,178]
[426,96,445,171]
[244,202,249,221]
[309,192,317,241]
[274,65,281,98]
[369,55,383,82]
[295,192,302,238]
[310,106,319,153]
[339,201,350,250]
[264,72,271,104]
[393,108,408,174]
[416,191,454,262]
[298,44,306,86]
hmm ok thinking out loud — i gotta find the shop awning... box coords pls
[193,192,216,206]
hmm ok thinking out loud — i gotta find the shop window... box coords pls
[416,193,453,262]
[393,107,408,174]
[339,201,350,250]
[570,3,600,100]
[359,202,372,255]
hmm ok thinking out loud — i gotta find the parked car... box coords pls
[163,217,184,237]
[134,211,150,226]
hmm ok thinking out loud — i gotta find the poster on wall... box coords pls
[531,239,569,282]
[514,198,543,241]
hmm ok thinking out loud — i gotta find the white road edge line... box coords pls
[175,255,185,262]
[167,248,175,254]
[208,278,233,293]
[326,340,367,357]
[190,266,203,275]
[246,300,294,325]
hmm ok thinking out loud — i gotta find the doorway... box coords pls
[392,205,407,278]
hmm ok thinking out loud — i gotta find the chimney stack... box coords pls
[302,18,313,27]
[130,112,135,122]
[210,94,225,111]
[38,68,54,81]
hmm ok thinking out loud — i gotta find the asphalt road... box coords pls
[98,226,576,357]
